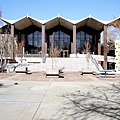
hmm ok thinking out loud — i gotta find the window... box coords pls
[49,31,70,50]
[26,31,42,54]
[76,31,92,53]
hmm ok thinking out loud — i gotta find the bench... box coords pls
[96,70,115,78]
[80,71,96,75]
[15,70,31,74]
[46,69,59,78]
[15,67,31,74]
[28,62,41,64]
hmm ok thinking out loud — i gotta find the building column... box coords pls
[97,33,101,55]
[103,25,107,69]
[71,24,76,54]
[10,24,14,59]
[42,24,45,57]
[45,42,47,54]
[98,39,101,54]
[98,37,101,64]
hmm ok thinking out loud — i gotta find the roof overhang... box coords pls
[0,14,108,32]
[14,16,43,30]
[0,15,43,30]
[106,16,120,27]
[0,17,16,24]
[45,16,73,30]
[76,15,105,32]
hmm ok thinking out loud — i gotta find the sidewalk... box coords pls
[0,72,120,120]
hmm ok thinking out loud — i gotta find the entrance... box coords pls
[47,26,71,57]
[60,50,68,57]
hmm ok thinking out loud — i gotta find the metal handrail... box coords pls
[90,54,100,71]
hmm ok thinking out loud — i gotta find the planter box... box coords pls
[46,69,59,78]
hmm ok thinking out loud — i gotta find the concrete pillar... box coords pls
[103,25,107,69]
[10,24,14,59]
[98,37,101,64]
[71,43,73,54]
[45,42,47,54]
[72,24,76,54]
[98,36,101,55]
[42,24,45,57]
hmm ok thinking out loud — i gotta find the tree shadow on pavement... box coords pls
[55,83,120,120]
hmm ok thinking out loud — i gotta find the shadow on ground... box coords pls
[53,83,120,120]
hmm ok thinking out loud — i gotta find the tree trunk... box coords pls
[0,53,3,73]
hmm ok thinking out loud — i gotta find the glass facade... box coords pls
[25,31,42,54]
[48,31,70,51]
[76,31,92,53]
[16,26,98,55]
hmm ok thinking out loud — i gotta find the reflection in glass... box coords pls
[26,31,42,54]
[49,31,70,51]
[76,31,92,53]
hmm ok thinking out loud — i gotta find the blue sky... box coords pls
[0,0,120,21]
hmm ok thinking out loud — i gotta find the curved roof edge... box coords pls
[105,16,120,26]
[0,14,108,25]
[1,14,120,29]
[75,14,105,25]
[0,15,45,25]
[0,17,18,24]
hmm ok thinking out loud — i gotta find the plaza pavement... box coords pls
[0,72,120,120]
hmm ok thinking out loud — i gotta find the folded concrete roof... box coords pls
[0,14,119,31]
[105,16,120,27]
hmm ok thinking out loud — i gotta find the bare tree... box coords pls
[83,40,91,69]
[107,26,119,52]
[0,34,18,72]
[49,32,59,69]
[107,18,120,51]
[49,42,59,58]
[103,19,120,69]
[18,40,25,64]
[83,40,91,54]
[0,34,10,72]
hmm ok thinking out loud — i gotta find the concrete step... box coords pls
[28,57,98,72]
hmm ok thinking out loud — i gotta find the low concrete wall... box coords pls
[15,57,42,64]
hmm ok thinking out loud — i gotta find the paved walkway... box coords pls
[0,72,120,120]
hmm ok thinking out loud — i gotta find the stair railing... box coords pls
[90,54,100,71]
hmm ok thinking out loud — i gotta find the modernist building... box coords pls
[0,14,120,68]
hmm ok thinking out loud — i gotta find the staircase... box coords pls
[28,55,98,72]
